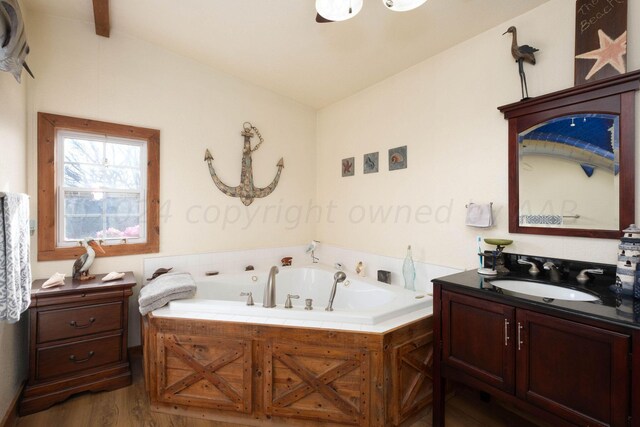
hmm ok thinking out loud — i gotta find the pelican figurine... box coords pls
[72,238,105,281]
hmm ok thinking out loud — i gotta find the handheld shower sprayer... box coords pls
[326,271,347,312]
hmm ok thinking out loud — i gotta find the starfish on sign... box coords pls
[575,29,627,80]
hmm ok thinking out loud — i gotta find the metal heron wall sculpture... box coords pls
[503,26,539,100]
[204,122,284,206]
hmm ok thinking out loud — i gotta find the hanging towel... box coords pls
[138,272,196,315]
[0,193,31,323]
[465,203,493,228]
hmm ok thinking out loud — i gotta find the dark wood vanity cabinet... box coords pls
[20,273,136,415]
[436,287,632,427]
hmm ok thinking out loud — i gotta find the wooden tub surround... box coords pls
[142,314,433,426]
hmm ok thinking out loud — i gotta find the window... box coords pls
[38,113,160,261]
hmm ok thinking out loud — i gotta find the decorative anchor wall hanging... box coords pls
[204,122,284,206]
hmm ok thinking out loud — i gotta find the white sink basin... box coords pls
[489,279,599,302]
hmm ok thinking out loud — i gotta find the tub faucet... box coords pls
[543,262,561,283]
[326,271,347,312]
[263,266,279,308]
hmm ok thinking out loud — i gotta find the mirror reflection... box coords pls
[518,113,619,230]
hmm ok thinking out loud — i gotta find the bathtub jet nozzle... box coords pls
[326,272,347,312]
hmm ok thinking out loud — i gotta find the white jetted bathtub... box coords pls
[159,264,431,325]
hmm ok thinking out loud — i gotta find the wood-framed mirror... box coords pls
[498,70,640,239]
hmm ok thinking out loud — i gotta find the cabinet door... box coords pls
[516,310,630,427]
[441,291,515,393]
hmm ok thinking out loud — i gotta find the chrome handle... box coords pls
[69,351,95,363]
[517,322,523,351]
[240,292,254,306]
[285,294,300,309]
[69,317,95,329]
[504,319,510,346]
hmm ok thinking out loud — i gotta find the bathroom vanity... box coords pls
[432,257,640,427]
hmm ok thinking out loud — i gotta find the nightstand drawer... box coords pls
[36,334,122,381]
[37,302,123,344]
[35,289,124,307]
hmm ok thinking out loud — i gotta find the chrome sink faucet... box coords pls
[543,262,561,282]
[263,266,279,308]
[576,268,603,284]
[518,259,540,276]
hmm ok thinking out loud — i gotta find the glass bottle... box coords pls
[403,245,416,291]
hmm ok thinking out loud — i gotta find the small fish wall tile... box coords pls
[389,146,407,170]
[363,152,379,174]
[342,157,355,177]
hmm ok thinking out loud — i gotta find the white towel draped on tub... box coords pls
[0,193,31,323]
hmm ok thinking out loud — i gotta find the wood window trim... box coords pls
[37,112,160,261]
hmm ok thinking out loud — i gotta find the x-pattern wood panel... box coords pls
[394,332,434,424]
[265,342,369,425]
[157,334,251,413]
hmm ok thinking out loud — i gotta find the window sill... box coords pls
[38,241,159,262]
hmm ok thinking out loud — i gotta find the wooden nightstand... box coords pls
[19,272,136,415]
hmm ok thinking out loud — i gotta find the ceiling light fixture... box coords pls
[316,0,363,22]
[384,0,428,12]
[316,0,426,22]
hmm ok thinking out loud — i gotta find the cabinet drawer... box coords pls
[36,334,122,381]
[36,289,124,307]
[37,302,123,343]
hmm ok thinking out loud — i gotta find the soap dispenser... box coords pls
[403,245,416,291]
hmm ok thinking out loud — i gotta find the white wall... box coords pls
[0,45,28,419]
[25,12,318,344]
[316,0,640,269]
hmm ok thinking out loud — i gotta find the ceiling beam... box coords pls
[92,0,110,37]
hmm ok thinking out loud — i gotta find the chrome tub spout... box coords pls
[263,266,279,308]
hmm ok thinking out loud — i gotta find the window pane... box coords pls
[64,216,103,240]
[105,216,141,238]
[64,164,105,188]
[103,167,141,190]
[64,138,103,164]
[106,193,140,215]
[106,142,141,168]
[65,192,103,215]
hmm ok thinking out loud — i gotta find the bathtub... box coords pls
[160,264,431,325]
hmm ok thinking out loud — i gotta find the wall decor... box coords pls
[575,0,627,85]
[341,157,354,177]
[363,152,379,174]
[503,26,538,100]
[388,146,407,171]
[204,122,284,206]
[0,0,34,82]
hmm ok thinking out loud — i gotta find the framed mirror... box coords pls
[499,71,640,239]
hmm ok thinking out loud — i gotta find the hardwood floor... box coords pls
[15,350,545,427]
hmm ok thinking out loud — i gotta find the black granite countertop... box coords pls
[433,267,640,331]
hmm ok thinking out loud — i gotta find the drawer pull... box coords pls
[69,351,95,363]
[69,317,96,329]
